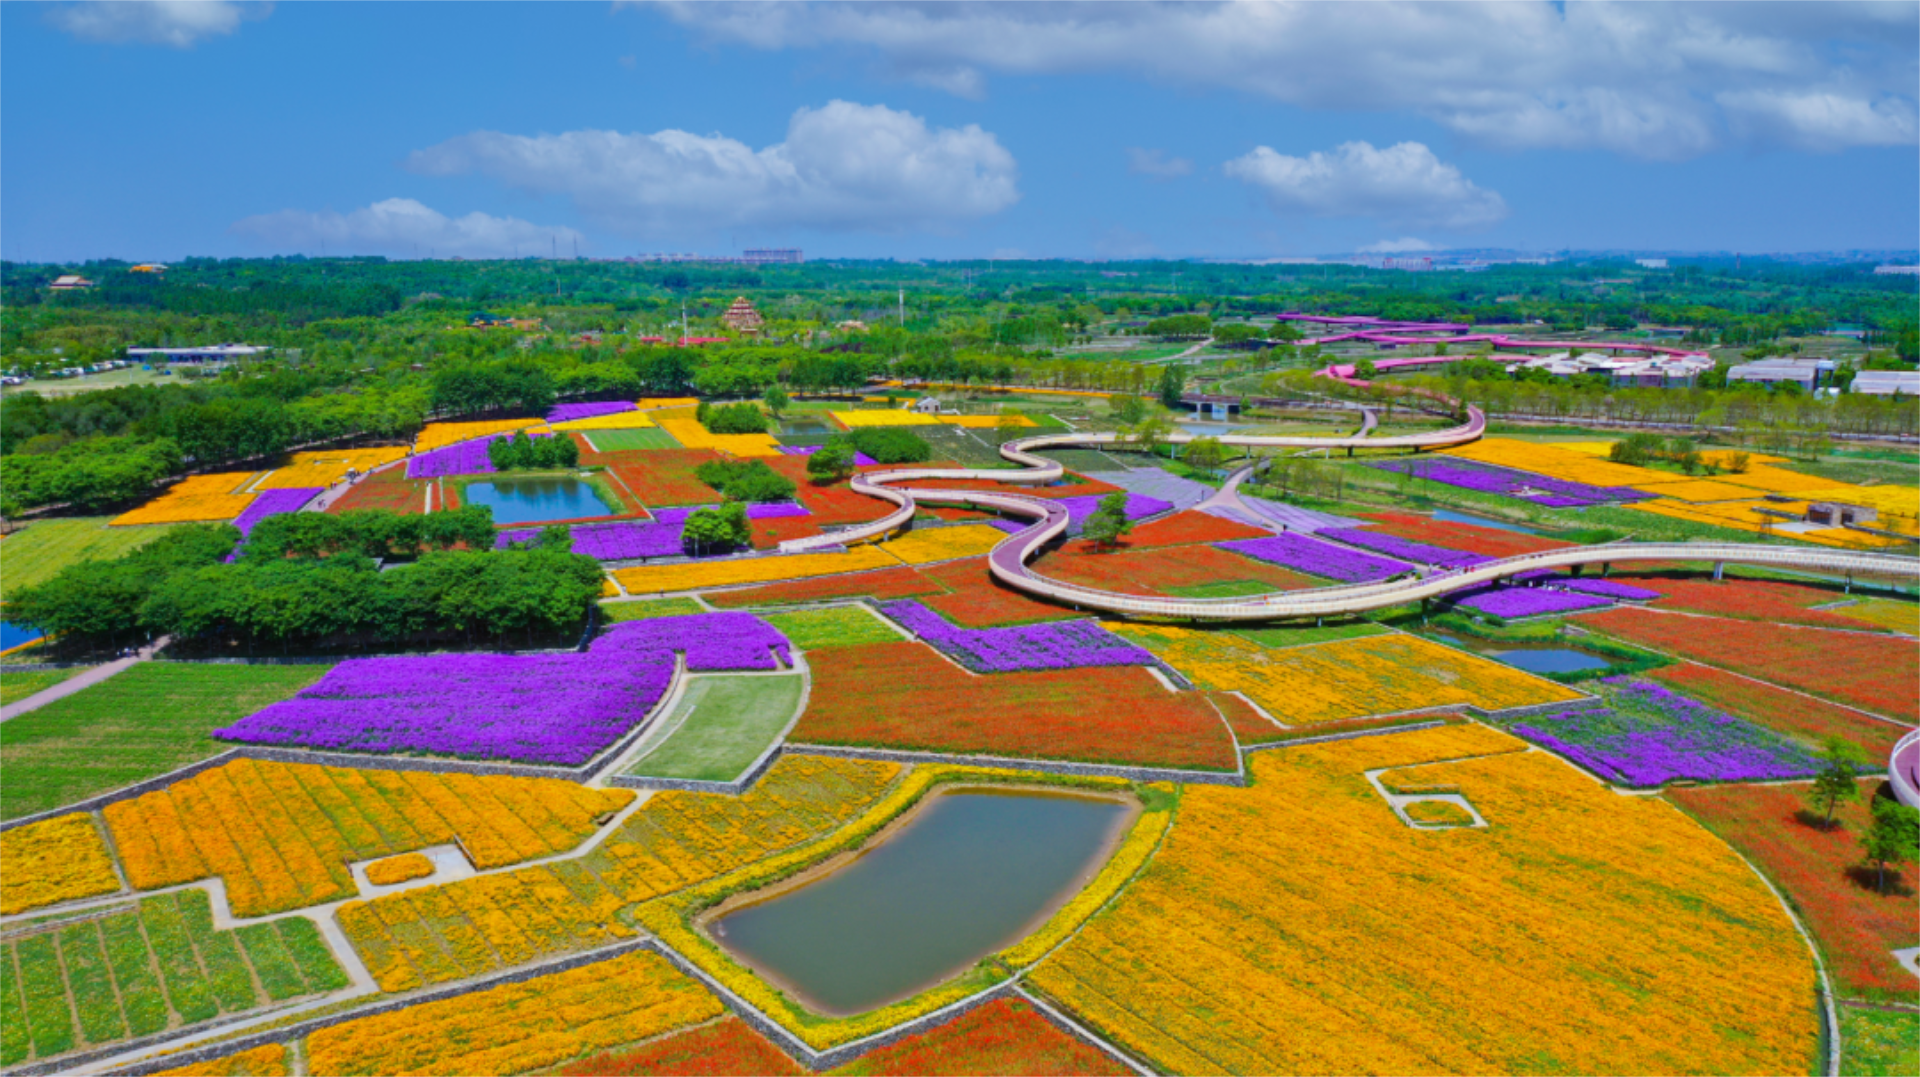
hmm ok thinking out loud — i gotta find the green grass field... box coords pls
[0,662,327,821]
[585,427,681,452]
[1839,1005,1919,1077]
[601,597,706,622]
[1164,580,1281,599]
[762,606,900,650]
[0,667,83,707]
[623,673,804,783]
[1230,621,1394,649]
[1,519,181,603]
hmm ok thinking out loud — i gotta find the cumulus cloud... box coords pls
[1224,141,1508,230]
[647,1,1919,159]
[1127,147,1193,179]
[47,1,259,47]
[404,100,1019,237]
[230,198,585,259]
[1360,237,1437,253]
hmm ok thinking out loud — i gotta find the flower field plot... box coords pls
[602,597,709,622]
[550,401,640,423]
[1371,455,1648,508]
[0,663,327,822]
[1319,525,1488,567]
[340,756,900,990]
[215,614,789,766]
[1044,544,1322,599]
[584,426,681,451]
[623,673,805,783]
[1053,509,1266,554]
[1111,627,1583,727]
[759,457,897,525]
[1581,607,1919,719]
[325,468,430,515]
[1607,573,1903,631]
[227,487,322,539]
[155,1043,290,1077]
[1053,492,1175,536]
[826,997,1131,1076]
[608,449,727,507]
[255,447,409,489]
[1645,662,1909,759]
[498,518,688,559]
[111,473,259,526]
[0,517,182,600]
[303,950,722,1076]
[878,524,1007,565]
[94,758,631,917]
[796,640,1239,771]
[1447,584,1613,619]
[761,606,901,649]
[1441,437,1669,491]
[1028,724,1817,1076]
[1507,677,1817,786]
[562,1017,805,1076]
[0,813,120,914]
[1667,782,1916,1002]
[614,546,899,595]
[1218,531,1412,582]
[704,565,945,609]
[1356,510,1568,559]
[880,600,1155,673]
[1831,596,1920,635]
[0,890,346,1068]
[915,558,1078,626]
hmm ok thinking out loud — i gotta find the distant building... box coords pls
[126,344,271,362]
[1724,357,1835,391]
[1807,502,1877,527]
[1873,265,1920,275]
[835,319,870,332]
[129,263,168,274]
[740,248,803,265]
[1514,350,1713,388]
[1850,369,1920,396]
[48,275,94,290]
[720,297,765,334]
[1635,258,1669,269]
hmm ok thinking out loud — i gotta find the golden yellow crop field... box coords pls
[1441,438,1653,486]
[111,472,259,525]
[830,409,943,428]
[1623,477,1769,502]
[655,417,784,456]
[611,545,899,593]
[0,812,121,914]
[414,418,543,453]
[1111,627,1583,724]
[1029,724,1818,1076]
[547,410,658,431]
[253,447,409,489]
[879,523,1008,565]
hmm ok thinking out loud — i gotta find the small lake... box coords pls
[777,416,833,436]
[1433,509,1541,535]
[463,477,613,525]
[0,621,45,654]
[711,789,1133,1015]
[1434,631,1611,674]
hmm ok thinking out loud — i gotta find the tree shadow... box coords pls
[1793,809,1847,832]
[1843,865,1915,898]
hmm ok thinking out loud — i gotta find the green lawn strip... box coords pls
[625,674,804,783]
[1231,621,1394,648]
[585,427,681,452]
[140,893,218,1024]
[1840,1005,1920,1077]
[0,945,27,1066]
[0,662,327,821]
[56,921,126,1045]
[100,914,169,1036]
[600,597,706,623]
[0,667,83,707]
[761,607,899,650]
[0,518,180,602]
[1165,580,1283,599]
[186,912,260,1012]
[14,933,76,1058]
[233,924,306,1001]
[275,918,348,992]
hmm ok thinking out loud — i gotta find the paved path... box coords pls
[0,636,168,723]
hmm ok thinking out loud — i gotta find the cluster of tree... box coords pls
[1805,741,1917,894]
[1607,433,1748,475]
[845,426,932,464]
[696,401,770,434]
[1143,314,1212,339]
[1079,492,1134,548]
[240,506,497,562]
[693,459,796,502]
[6,524,240,649]
[0,436,182,515]
[431,362,557,416]
[681,502,751,556]
[486,429,580,471]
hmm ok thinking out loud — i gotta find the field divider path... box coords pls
[0,636,169,723]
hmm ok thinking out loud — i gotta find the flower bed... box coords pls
[879,524,1007,565]
[1059,509,1268,553]
[825,998,1131,1076]
[1510,677,1818,786]
[609,450,727,507]
[407,431,555,479]
[0,813,121,915]
[651,502,809,522]
[1218,532,1412,582]
[548,401,638,423]
[1054,492,1176,536]
[214,614,789,765]
[364,853,434,887]
[880,600,1155,673]
[1612,574,1893,631]
[1449,585,1613,619]
[1645,662,1907,759]
[1370,456,1653,507]
[703,565,944,608]
[561,1018,803,1076]
[779,444,878,466]
[1550,576,1661,600]
[414,419,541,453]
[613,546,899,594]
[230,488,323,536]
[1356,511,1567,558]
[1046,544,1323,599]
[915,557,1079,626]
[498,519,686,559]
[1318,526,1487,568]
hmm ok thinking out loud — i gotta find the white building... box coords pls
[1849,369,1920,396]
[1514,350,1713,387]
[1724,357,1835,391]
[1635,258,1669,269]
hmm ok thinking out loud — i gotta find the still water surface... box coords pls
[1432,509,1541,535]
[463,477,613,525]
[713,790,1131,1014]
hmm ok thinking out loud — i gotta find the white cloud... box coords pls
[1225,141,1508,230]
[1127,147,1193,180]
[47,1,258,47]
[404,100,1018,237]
[647,1,1919,159]
[230,198,585,259]
[1359,237,1436,253]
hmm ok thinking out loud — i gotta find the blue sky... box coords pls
[4,1,1915,262]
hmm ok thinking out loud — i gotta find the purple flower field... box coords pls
[496,520,687,560]
[213,612,790,765]
[1368,457,1653,508]
[232,488,323,537]
[1555,576,1663,600]
[548,401,637,423]
[780,445,879,466]
[1319,527,1489,568]
[1512,677,1818,786]
[651,502,811,523]
[1055,493,1175,536]
[879,599,1155,674]
[407,431,554,479]
[1449,586,1613,619]
[1218,532,1412,582]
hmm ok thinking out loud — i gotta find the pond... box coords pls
[463,477,613,526]
[710,788,1134,1015]
[1434,631,1611,675]
[0,621,45,654]
[1433,509,1542,535]
[777,416,833,436]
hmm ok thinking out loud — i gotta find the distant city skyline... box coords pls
[3,2,1915,263]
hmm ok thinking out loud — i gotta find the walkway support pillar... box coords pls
[1713,561,1725,581]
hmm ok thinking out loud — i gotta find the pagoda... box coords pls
[720,296,764,334]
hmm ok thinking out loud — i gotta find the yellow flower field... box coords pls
[938,414,1036,428]
[1442,437,1654,486]
[100,759,631,917]
[0,812,121,914]
[547,410,658,431]
[363,851,434,886]
[878,524,1007,565]
[1111,627,1583,724]
[1028,724,1818,1076]
[656,417,784,456]
[830,409,944,428]
[111,472,259,526]
[1622,477,1770,502]
[611,545,898,594]
[305,950,721,1076]
[254,447,409,489]
[339,756,900,991]
[1628,498,1903,548]
[414,418,543,453]
[155,1043,290,1077]
[636,397,700,410]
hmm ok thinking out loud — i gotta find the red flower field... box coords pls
[1358,511,1568,559]
[1058,510,1267,555]
[1612,573,1890,632]
[1580,607,1919,719]
[917,558,1078,626]
[609,449,724,507]
[1645,662,1909,759]
[562,1018,802,1076]
[328,470,429,515]
[705,566,945,608]
[796,640,1240,771]
[1046,545,1322,597]
[1667,782,1916,1002]
[750,514,825,550]
[828,998,1131,1076]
